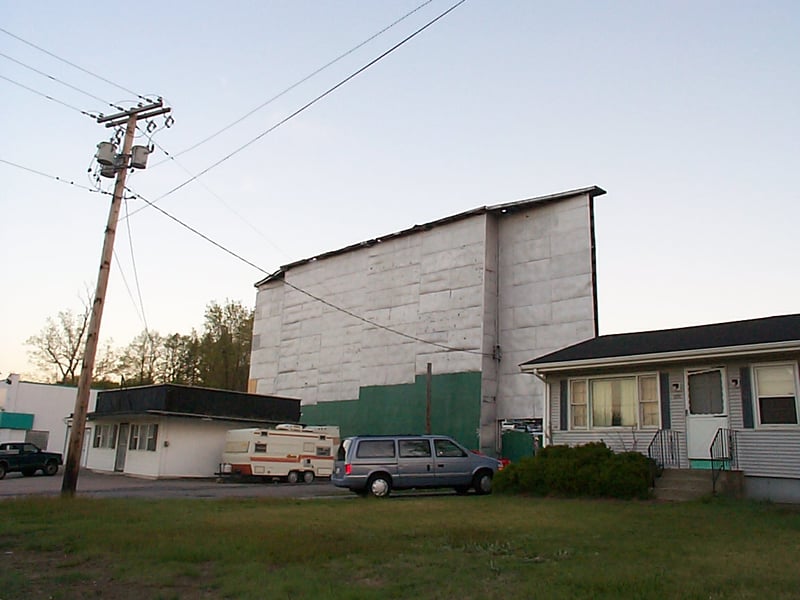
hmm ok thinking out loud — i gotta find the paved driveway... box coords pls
[0,468,352,500]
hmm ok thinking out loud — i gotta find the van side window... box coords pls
[356,440,396,458]
[434,439,467,458]
[399,439,432,458]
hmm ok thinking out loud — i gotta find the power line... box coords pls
[0,26,151,102]
[122,196,151,336]
[125,185,488,357]
[152,0,467,204]
[154,0,435,164]
[0,50,125,113]
[0,157,110,194]
[0,74,100,119]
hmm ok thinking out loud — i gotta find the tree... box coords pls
[197,300,254,391]
[156,332,202,385]
[118,331,164,386]
[25,304,90,385]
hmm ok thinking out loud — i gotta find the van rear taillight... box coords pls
[345,464,352,475]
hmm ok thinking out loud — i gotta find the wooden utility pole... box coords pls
[61,101,170,497]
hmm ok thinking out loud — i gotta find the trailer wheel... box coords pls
[287,471,300,484]
[303,471,315,484]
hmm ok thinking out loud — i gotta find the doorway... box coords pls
[114,423,129,472]
[686,368,728,465]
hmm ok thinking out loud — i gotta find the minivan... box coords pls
[332,434,503,497]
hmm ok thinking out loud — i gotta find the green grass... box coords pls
[0,495,798,599]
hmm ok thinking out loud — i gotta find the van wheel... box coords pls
[473,471,493,495]
[303,471,315,484]
[367,474,391,498]
[287,471,299,484]
[44,461,58,476]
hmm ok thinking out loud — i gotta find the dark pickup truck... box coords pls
[0,442,63,479]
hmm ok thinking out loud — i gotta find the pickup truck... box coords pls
[0,442,63,479]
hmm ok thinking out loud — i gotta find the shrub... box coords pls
[495,442,653,499]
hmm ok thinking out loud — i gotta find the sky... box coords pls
[1,1,799,380]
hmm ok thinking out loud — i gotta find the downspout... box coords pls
[532,369,550,448]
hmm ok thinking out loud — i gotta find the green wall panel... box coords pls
[301,371,482,449]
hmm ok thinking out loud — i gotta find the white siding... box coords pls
[736,431,800,478]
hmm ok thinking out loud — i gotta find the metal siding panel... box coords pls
[736,430,800,478]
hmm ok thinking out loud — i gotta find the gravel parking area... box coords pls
[0,468,352,500]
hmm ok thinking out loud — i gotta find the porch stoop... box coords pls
[652,469,713,501]
[652,469,745,501]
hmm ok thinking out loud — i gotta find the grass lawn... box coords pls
[0,494,798,599]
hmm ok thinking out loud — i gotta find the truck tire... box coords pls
[286,471,299,484]
[302,471,315,484]
[0,463,6,480]
[44,461,58,476]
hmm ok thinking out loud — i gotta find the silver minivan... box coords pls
[332,435,503,497]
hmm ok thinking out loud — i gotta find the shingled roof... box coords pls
[521,313,800,371]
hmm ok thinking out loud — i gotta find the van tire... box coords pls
[287,471,299,484]
[303,471,315,484]
[473,470,493,495]
[367,474,392,498]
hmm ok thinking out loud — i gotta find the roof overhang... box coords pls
[521,340,800,377]
[88,410,290,424]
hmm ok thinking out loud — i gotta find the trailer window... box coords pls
[254,442,267,453]
[316,446,331,457]
[224,441,249,453]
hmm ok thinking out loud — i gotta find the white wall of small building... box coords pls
[87,417,245,478]
[0,374,97,454]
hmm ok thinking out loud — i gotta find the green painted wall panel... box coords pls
[302,371,482,449]
[0,412,34,430]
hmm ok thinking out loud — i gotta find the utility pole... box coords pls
[61,100,171,497]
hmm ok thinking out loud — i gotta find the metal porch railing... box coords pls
[710,428,738,494]
[647,429,681,470]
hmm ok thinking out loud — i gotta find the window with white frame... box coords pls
[128,424,159,451]
[92,424,117,449]
[754,363,799,426]
[569,374,659,430]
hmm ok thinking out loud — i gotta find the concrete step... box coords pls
[653,468,714,502]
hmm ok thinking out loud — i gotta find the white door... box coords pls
[686,368,729,460]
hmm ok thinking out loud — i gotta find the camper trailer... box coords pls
[219,424,339,483]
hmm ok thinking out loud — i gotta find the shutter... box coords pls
[740,366,754,429]
[659,372,671,429]
[559,379,568,431]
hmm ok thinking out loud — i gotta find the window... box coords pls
[754,363,799,426]
[93,424,117,449]
[434,439,467,458]
[688,370,724,415]
[253,442,267,453]
[399,439,432,458]
[128,424,159,451]
[568,374,659,430]
[356,440,395,458]
[570,380,587,429]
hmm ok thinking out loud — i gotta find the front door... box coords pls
[686,368,729,462]
[114,423,129,472]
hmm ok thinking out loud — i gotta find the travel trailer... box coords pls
[219,424,339,483]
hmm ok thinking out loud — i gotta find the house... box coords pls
[0,373,98,463]
[248,186,605,454]
[521,313,800,503]
[86,384,300,478]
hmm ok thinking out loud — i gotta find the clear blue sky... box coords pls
[2,1,798,379]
